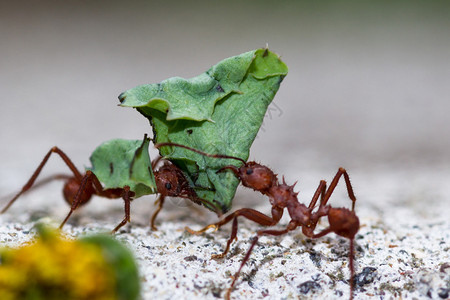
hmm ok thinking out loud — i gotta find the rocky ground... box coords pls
[1,166,448,299]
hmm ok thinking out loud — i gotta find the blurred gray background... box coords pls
[1,0,449,197]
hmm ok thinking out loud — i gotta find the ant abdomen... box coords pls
[239,162,277,192]
[63,177,95,206]
[327,207,360,239]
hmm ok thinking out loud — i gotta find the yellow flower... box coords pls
[0,230,118,300]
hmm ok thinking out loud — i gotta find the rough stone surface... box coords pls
[1,167,448,299]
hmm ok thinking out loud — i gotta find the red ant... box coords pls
[149,155,209,230]
[1,136,208,232]
[156,142,359,300]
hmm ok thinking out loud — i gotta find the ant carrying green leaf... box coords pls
[1,135,210,232]
[156,142,360,300]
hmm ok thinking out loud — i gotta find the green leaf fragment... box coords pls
[88,136,157,198]
[119,50,255,122]
[119,48,288,213]
[79,235,140,300]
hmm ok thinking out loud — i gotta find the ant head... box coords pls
[63,177,95,206]
[327,207,360,240]
[154,163,182,197]
[268,181,298,209]
[238,162,277,193]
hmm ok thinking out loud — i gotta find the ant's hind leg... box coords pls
[322,168,357,211]
[1,147,83,213]
[1,174,71,204]
[305,221,357,300]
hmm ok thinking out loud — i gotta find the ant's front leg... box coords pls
[186,207,283,259]
[225,221,297,300]
[150,195,165,231]
[306,179,327,210]
[112,186,132,233]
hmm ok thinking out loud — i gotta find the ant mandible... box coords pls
[156,142,359,300]
[1,135,206,232]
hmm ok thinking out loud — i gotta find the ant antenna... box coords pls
[155,142,247,165]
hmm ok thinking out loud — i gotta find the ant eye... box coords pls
[246,169,253,175]
[165,183,172,190]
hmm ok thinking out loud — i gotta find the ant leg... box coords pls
[27,174,72,191]
[187,207,282,235]
[112,186,132,233]
[150,195,165,231]
[186,208,283,259]
[322,168,357,210]
[212,217,238,259]
[306,169,357,235]
[1,174,71,203]
[226,223,296,300]
[186,208,282,258]
[215,207,284,259]
[349,238,355,300]
[1,147,83,213]
[304,208,359,300]
[307,180,327,209]
[299,180,329,233]
[88,175,134,233]
[151,156,163,169]
[59,171,96,229]
[306,228,356,300]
